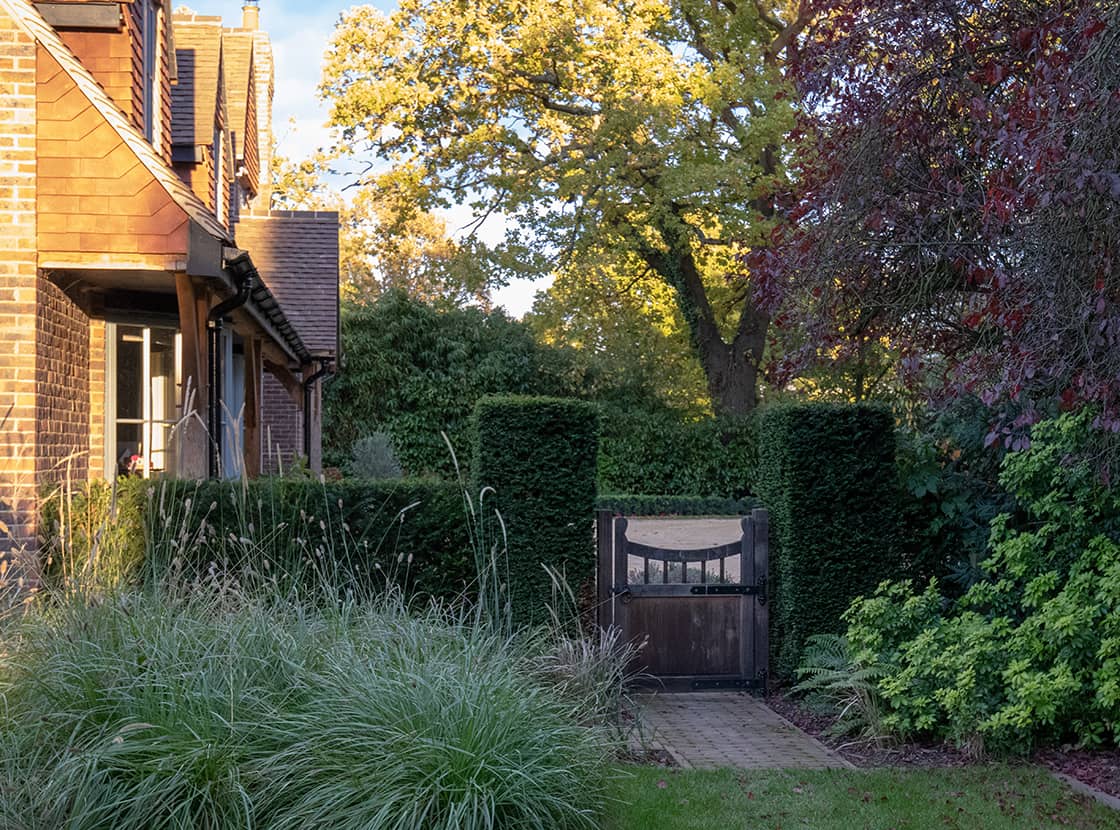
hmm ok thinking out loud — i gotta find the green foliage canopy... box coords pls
[319,0,807,414]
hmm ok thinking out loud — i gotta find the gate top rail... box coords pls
[615,517,746,564]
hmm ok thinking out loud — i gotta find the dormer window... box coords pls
[141,0,161,145]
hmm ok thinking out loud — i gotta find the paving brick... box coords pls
[635,692,851,770]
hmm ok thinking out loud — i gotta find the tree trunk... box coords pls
[641,229,769,417]
[696,321,766,416]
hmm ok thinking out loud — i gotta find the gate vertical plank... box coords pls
[752,508,771,688]
[613,517,630,641]
[739,515,755,681]
[595,510,613,631]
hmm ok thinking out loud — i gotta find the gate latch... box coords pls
[611,586,633,604]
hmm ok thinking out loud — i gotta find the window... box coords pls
[107,325,181,478]
[141,0,160,145]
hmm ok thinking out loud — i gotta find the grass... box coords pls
[604,765,1120,830]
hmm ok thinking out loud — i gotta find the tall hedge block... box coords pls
[472,396,600,627]
[756,403,901,679]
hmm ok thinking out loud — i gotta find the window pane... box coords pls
[116,422,143,477]
[149,423,176,477]
[150,329,177,424]
[115,326,144,421]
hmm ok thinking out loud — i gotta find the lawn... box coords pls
[604,765,1120,830]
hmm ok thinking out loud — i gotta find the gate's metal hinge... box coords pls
[688,578,767,604]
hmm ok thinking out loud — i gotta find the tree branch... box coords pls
[765,1,812,64]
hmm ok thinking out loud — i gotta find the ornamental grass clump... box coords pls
[0,586,616,830]
[2,465,623,830]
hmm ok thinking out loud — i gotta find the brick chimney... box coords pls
[242,0,260,31]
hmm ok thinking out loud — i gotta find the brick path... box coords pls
[636,691,851,770]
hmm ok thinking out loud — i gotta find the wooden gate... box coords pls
[596,509,769,692]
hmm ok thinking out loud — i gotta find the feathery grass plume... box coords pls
[442,431,510,632]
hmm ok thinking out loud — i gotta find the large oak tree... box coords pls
[319,0,810,415]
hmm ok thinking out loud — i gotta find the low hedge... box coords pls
[596,494,759,516]
[756,403,902,679]
[598,410,757,498]
[40,477,474,599]
[473,396,600,627]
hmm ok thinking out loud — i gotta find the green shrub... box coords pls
[793,633,887,739]
[595,494,758,516]
[756,403,901,679]
[598,409,757,498]
[349,432,403,478]
[895,396,1016,590]
[472,396,600,628]
[40,477,475,601]
[39,477,149,588]
[324,291,575,478]
[845,410,1120,754]
[0,589,617,829]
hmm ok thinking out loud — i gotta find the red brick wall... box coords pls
[261,371,301,475]
[0,8,38,559]
[34,276,89,486]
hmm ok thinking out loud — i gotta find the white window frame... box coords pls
[105,323,182,479]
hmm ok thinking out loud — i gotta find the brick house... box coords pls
[0,0,340,559]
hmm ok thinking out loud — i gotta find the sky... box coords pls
[180,0,544,316]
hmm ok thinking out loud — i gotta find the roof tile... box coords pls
[170,12,224,147]
[235,212,341,356]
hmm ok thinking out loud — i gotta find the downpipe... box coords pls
[207,272,252,479]
[302,358,334,465]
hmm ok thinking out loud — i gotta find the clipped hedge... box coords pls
[40,477,474,599]
[596,494,759,516]
[473,395,600,627]
[598,410,757,498]
[756,403,901,679]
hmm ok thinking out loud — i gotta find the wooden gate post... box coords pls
[612,517,630,637]
[595,509,613,631]
[751,507,770,690]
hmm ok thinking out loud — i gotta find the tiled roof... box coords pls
[170,12,224,147]
[234,212,341,357]
[221,30,253,160]
[2,0,230,242]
